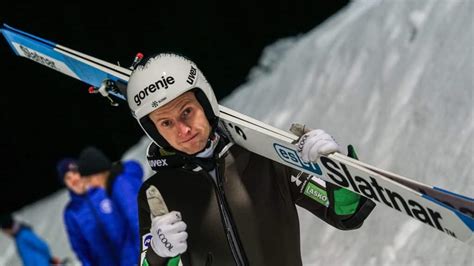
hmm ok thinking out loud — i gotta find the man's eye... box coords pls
[161,120,171,127]
[182,108,192,117]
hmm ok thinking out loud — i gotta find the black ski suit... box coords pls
[138,137,375,266]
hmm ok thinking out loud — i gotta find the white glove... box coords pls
[150,211,188,258]
[297,129,340,162]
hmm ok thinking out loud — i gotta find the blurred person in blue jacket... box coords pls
[0,213,62,266]
[57,146,144,266]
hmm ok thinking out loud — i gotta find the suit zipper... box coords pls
[203,165,249,266]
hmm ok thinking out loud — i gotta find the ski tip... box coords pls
[1,23,16,32]
[0,23,9,33]
[0,24,56,46]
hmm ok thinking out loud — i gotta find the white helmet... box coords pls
[126,53,220,149]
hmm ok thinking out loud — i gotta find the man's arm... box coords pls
[111,175,140,246]
[85,188,126,248]
[288,169,375,230]
[138,183,172,266]
[64,211,93,266]
[18,228,51,257]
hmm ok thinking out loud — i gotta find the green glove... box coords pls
[347,144,359,160]
[333,145,361,216]
[141,255,180,266]
[167,256,181,266]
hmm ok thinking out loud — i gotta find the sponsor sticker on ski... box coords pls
[304,182,329,207]
[11,43,79,78]
[273,143,322,175]
[318,156,470,239]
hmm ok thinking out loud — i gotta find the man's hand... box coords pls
[297,129,340,162]
[150,211,188,258]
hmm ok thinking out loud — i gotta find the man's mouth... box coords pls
[181,133,199,144]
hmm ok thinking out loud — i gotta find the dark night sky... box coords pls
[0,1,349,214]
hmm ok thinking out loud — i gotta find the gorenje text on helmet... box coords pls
[134,76,175,106]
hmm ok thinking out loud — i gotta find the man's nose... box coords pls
[177,120,191,136]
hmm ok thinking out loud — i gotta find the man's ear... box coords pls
[63,175,70,184]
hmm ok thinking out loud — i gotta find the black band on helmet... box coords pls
[193,88,219,130]
[141,114,214,157]
[139,115,172,149]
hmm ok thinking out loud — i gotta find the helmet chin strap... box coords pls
[195,133,220,158]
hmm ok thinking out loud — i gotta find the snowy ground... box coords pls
[1,0,472,265]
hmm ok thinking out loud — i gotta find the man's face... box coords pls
[148,91,211,155]
[1,228,13,237]
[64,170,85,195]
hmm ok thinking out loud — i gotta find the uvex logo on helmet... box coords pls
[133,76,175,106]
[186,66,197,85]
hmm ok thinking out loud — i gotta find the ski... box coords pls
[2,24,473,246]
[218,107,474,245]
[289,123,474,219]
[332,152,474,218]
